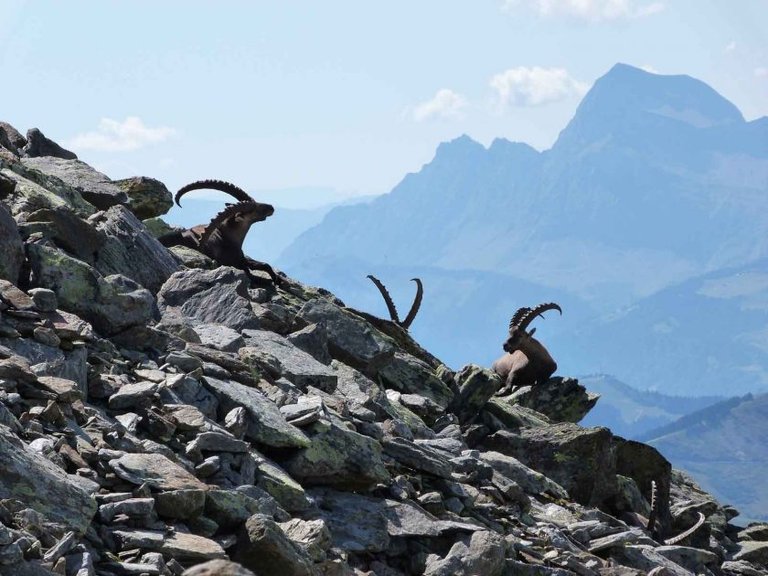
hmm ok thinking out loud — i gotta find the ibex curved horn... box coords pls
[367,275,400,324]
[511,302,562,334]
[401,278,423,329]
[508,307,532,332]
[175,179,254,207]
[367,275,424,330]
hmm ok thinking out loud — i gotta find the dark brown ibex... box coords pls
[366,275,423,330]
[159,180,280,287]
[492,302,561,393]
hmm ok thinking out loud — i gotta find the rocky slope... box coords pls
[0,122,767,575]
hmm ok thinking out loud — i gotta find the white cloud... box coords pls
[725,40,737,53]
[490,67,589,107]
[502,0,665,21]
[68,117,176,152]
[640,64,659,74]
[411,89,468,122]
[755,67,768,79]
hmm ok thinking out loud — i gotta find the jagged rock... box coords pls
[234,514,314,576]
[424,530,506,576]
[482,423,616,507]
[27,288,57,312]
[154,489,207,520]
[722,560,767,575]
[114,176,173,219]
[21,206,106,267]
[655,545,719,573]
[0,425,97,534]
[0,172,16,198]
[382,436,453,479]
[740,525,768,541]
[483,397,551,430]
[0,204,23,284]
[158,267,260,332]
[614,439,673,536]
[308,489,390,553]
[202,376,310,449]
[449,364,501,424]
[503,377,599,423]
[21,128,77,160]
[21,157,128,210]
[378,351,454,411]
[27,244,155,336]
[735,542,768,567]
[287,322,332,365]
[182,560,256,576]
[279,518,332,562]
[251,451,311,513]
[280,395,325,426]
[194,323,245,352]
[297,298,395,374]
[281,417,389,489]
[91,204,180,293]
[608,545,697,575]
[240,331,338,392]
[1,162,95,218]
[0,121,26,153]
[480,450,568,499]
[109,452,208,491]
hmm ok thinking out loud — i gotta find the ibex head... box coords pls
[503,302,562,353]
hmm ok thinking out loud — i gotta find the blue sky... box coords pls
[1,1,766,206]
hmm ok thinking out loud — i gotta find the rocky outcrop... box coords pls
[0,120,765,575]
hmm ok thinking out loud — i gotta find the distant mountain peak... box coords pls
[554,62,744,150]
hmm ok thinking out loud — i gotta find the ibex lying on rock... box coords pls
[159,180,280,287]
[492,302,561,393]
[366,275,423,330]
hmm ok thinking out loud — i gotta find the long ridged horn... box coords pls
[367,275,400,324]
[515,302,562,333]
[401,278,423,329]
[175,179,254,207]
[508,307,532,332]
[664,512,705,545]
[647,480,658,534]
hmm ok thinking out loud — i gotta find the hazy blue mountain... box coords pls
[578,374,725,439]
[564,259,768,396]
[641,393,768,523]
[278,63,768,397]
[281,63,768,305]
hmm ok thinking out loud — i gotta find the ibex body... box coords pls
[159,180,280,287]
[492,303,561,393]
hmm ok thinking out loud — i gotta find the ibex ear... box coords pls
[528,327,537,337]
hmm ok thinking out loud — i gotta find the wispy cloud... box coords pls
[640,64,659,74]
[502,0,665,21]
[755,67,768,79]
[490,67,589,107]
[68,117,176,152]
[411,89,468,122]
[725,40,737,53]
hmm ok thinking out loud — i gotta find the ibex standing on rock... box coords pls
[492,302,562,393]
[159,180,280,288]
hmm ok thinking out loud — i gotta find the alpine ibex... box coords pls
[159,179,280,287]
[366,275,423,330]
[492,302,562,393]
